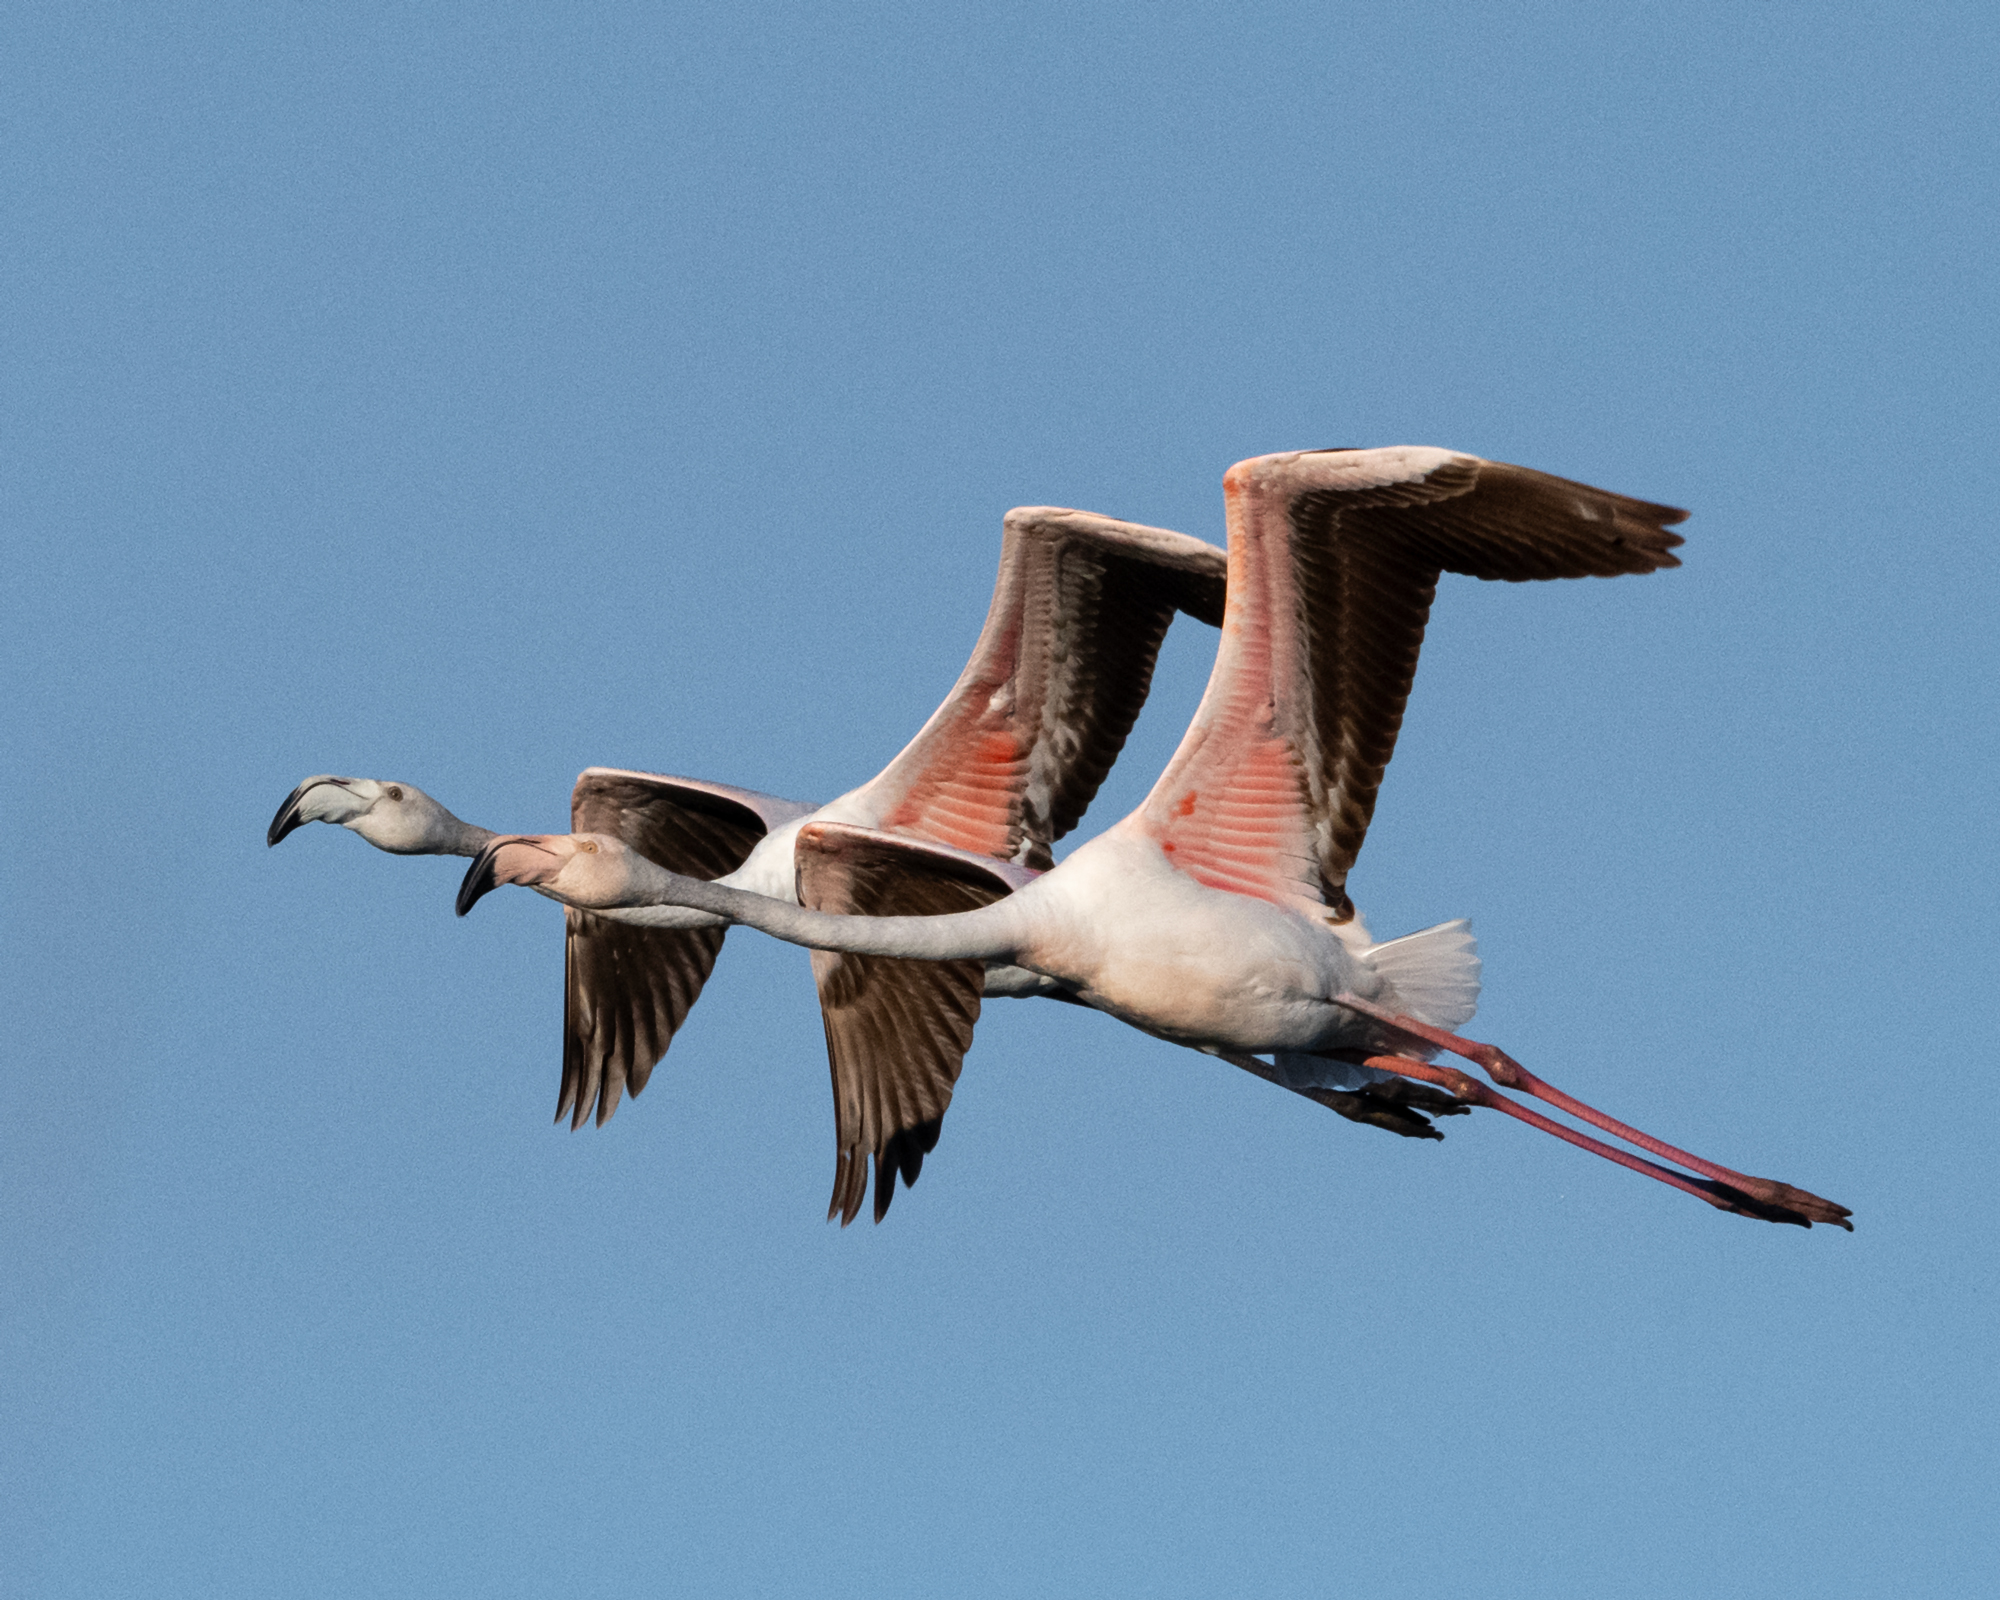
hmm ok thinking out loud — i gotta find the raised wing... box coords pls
[561,769,816,1128]
[863,509,1227,869]
[1136,448,1686,914]
[795,821,1036,1224]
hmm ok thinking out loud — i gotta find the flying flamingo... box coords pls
[788,817,1467,1221]
[268,506,1234,1167]
[460,446,1852,1230]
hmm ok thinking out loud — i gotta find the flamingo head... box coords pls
[267,775,466,855]
[455,833,638,915]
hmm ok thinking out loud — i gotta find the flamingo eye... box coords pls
[578,839,598,853]
[385,786,404,801]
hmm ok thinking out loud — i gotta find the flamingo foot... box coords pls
[1214,1051,1466,1140]
[1333,1072,1470,1137]
[1307,1077,1471,1140]
[1329,1004,1853,1230]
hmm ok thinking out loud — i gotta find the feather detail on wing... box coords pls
[864,509,1227,869]
[795,821,1034,1225]
[561,769,815,1128]
[1136,448,1686,913]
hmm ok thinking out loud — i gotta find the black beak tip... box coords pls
[268,777,353,848]
[267,786,310,848]
[456,848,502,917]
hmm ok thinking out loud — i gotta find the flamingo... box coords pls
[268,506,1235,1172]
[786,818,1468,1221]
[460,446,1852,1230]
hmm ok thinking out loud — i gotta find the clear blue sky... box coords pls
[5,4,1995,1595]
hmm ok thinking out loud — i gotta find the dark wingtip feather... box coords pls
[871,1119,945,1223]
[830,1150,865,1227]
[1613,504,1689,571]
[567,1049,600,1130]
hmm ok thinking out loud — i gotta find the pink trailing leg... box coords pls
[1333,997,1852,1229]
[1348,1055,1828,1226]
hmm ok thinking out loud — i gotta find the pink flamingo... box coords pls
[461,446,1852,1230]
[269,508,1231,1174]
[786,818,1469,1222]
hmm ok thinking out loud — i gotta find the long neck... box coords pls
[567,898,730,932]
[363,813,496,859]
[444,819,496,857]
[619,860,1027,962]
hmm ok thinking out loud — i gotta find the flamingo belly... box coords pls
[1009,832,1385,1054]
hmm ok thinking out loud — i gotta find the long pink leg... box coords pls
[1353,1055,1834,1226]
[1334,997,1852,1230]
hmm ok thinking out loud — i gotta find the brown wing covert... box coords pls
[558,771,776,1128]
[798,823,1019,1224]
[1286,451,1686,899]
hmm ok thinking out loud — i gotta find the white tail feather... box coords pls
[1363,918,1481,1032]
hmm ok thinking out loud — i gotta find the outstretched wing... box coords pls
[860,509,1227,869]
[1136,448,1686,913]
[562,769,815,1128]
[795,821,1035,1224]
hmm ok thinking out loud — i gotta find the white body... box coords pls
[1001,828,1384,1054]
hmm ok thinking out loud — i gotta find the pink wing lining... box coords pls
[1127,459,1330,912]
[861,507,1227,867]
[1130,448,1686,917]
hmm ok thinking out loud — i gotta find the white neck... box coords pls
[560,898,731,931]
[607,858,1027,962]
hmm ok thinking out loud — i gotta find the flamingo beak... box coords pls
[457,835,570,916]
[267,777,355,846]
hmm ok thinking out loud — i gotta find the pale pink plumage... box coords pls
[465,446,1849,1229]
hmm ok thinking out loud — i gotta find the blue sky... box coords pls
[4,3,1996,1595]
